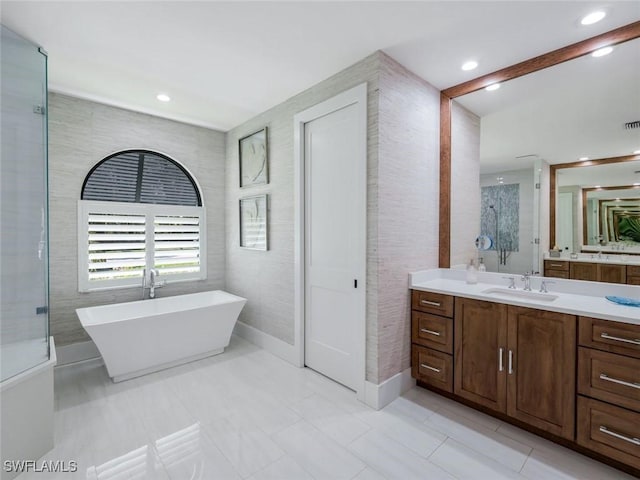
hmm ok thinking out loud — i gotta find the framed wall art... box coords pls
[239,127,268,188]
[239,194,268,250]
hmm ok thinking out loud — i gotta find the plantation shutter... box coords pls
[87,213,147,281]
[153,215,202,275]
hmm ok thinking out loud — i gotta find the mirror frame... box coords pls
[438,21,640,267]
[550,154,640,248]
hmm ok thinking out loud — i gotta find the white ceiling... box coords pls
[2,0,639,135]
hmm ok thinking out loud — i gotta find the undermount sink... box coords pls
[481,287,558,302]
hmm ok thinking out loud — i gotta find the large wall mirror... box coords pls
[441,21,640,275]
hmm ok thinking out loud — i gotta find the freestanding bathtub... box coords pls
[76,290,246,382]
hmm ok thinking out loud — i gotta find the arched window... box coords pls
[81,150,201,206]
[78,150,206,292]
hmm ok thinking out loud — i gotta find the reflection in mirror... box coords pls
[556,160,640,253]
[451,36,639,273]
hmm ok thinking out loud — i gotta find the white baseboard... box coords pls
[55,340,101,366]
[364,367,415,410]
[233,321,300,366]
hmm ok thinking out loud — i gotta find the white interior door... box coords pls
[303,88,366,392]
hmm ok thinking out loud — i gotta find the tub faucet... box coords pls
[149,269,164,298]
[143,268,164,299]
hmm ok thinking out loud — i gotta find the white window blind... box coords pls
[78,201,206,292]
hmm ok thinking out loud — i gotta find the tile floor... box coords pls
[20,336,635,479]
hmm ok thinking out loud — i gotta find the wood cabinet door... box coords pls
[570,262,598,281]
[598,264,626,284]
[507,306,576,440]
[454,297,508,413]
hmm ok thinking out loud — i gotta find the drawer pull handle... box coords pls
[420,300,441,307]
[550,263,564,267]
[420,328,441,337]
[599,373,640,390]
[599,426,640,446]
[508,350,514,375]
[600,333,640,346]
[420,364,441,373]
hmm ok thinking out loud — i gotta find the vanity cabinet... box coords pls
[626,265,640,285]
[577,317,640,470]
[411,289,640,475]
[543,259,569,279]
[411,290,454,392]
[569,262,598,281]
[453,298,575,439]
[544,259,628,284]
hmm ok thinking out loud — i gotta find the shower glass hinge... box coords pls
[535,183,540,189]
[33,105,46,115]
[534,238,540,244]
[36,306,48,314]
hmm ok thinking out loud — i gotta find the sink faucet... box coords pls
[502,276,516,289]
[521,272,532,291]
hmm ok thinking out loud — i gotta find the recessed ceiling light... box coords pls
[634,183,640,186]
[485,83,500,91]
[581,11,606,25]
[156,93,171,102]
[595,185,601,188]
[462,61,478,71]
[579,156,589,161]
[592,46,613,57]
[634,150,640,155]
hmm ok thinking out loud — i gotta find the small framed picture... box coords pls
[239,127,268,188]
[239,194,268,250]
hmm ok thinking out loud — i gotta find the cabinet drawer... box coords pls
[628,265,640,277]
[578,348,640,413]
[411,345,452,393]
[545,269,569,279]
[544,260,569,271]
[412,312,453,354]
[579,317,640,359]
[411,290,454,317]
[577,396,640,470]
[627,276,640,286]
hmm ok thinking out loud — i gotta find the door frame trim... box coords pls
[293,83,367,401]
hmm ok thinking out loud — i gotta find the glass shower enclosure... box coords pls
[0,25,50,382]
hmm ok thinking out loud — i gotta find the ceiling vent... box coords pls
[624,120,640,129]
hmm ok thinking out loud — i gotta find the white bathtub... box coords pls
[76,290,246,382]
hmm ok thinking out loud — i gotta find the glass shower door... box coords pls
[0,25,49,382]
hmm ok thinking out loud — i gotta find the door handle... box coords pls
[498,347,504,372]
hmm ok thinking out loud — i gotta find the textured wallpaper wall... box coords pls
[48,93,226,345]
[225,52,440,384]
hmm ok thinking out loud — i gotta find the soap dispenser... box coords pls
[478,257,487,272]
[466,259,478,284]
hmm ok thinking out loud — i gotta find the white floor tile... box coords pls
[521,445,638,480]
[247,456,314,480]
[272,420,366,479]
[352,467,387,480]
[290,393,371,446]
[424,407,532,472]
[430,438,528,479]
[155,422,240,480]
[348,430,454,480]
[356,407,446,458]
[40,336,634,480]
[204,411,285,478]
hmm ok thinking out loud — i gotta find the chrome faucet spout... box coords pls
[521,273,532,291]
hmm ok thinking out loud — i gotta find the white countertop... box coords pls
[543,252,640,265]
[410,269,640,326]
